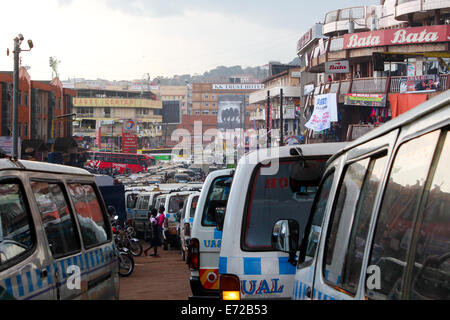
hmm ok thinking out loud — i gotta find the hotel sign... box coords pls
[73,97,162,108]
[344,25,450,49]
[212,84,264,90]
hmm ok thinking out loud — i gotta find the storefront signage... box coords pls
[325,60,349,73]
[297,29,313,52]
[344,25,450,49]
[73,97,162,109]
[305,94,338,132]
[344,94,387,107]
[212,84,264,90]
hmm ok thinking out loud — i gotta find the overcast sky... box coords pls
[0,0,377,81]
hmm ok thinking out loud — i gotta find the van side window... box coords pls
[300,170,335,266]
[243,159,326,251]
[31,182,80,258]
[0,183,34,270]
[68,184,109,248]
[341,154,388,295]
[323,158,370,287]
[367,130,440,300]
[408,130,450,300]
[202,176,232,227]
[140,196,150,210]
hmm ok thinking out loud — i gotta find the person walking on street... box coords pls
[156,205,166,254]
[143,208,160,256]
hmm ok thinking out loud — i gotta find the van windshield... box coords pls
[190,196,199,218]
[242,159,326,251]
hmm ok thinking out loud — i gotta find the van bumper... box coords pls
[189,276,219,299]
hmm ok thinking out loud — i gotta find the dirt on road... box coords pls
[119,249,192,300]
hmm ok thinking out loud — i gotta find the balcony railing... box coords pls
[312,74,449,97]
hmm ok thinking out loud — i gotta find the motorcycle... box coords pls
[110,213,143,257]
[111,215,135,277]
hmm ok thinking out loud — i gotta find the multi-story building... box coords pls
[192,80,264,125]
[296,0,450,143]
[157,85,189,115]
[72,89,163,150]
[249,63,306,145]
[0,67,77,161]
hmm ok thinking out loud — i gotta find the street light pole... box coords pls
[12,37,20,159]
[10,34,33,159]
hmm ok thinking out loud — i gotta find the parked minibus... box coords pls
[0,159,119,300]
[273,90,450,300]
[217,142,347,300]
[187,169,234,298]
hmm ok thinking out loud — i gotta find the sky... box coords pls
[0,0,378,82]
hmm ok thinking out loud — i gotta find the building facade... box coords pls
[296,0,450,143]
[0,67,77,160]
[72,88,163,151]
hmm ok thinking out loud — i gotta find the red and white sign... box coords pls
[325,60,350,73]
[344,25,450,49]
[122,132,137,154]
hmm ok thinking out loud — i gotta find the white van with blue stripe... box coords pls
[179,192,200,261]
[217,143,347,300]
[0,159,119,300]
[188,169,234,298]
[284,90,450,301]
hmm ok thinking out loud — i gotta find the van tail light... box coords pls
[220,274,241,300]
[188,238,200,270]
[184,223,191,237]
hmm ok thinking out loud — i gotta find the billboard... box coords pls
[399,75,441,93]
[217,95,245,130]
[122,119,137,154]
[162,101,181,124]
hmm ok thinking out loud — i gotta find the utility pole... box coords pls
[12,37,20,159]
[11,34,33,159]
[280,88,284,147]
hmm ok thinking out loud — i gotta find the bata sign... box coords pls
[325,60,349,73]
[344,25,450,49]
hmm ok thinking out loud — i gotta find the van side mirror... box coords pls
[272,219,300,266]
[214,207,226,231]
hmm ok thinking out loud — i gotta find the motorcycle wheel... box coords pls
[118,252,134,277]
[128,240,143,257]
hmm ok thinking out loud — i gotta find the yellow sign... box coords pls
[73,97,162,109]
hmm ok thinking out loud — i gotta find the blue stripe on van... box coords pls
[84,253,89,270]
[26,272,34,293]
[243,257,261,275]
[4,278,13,296]
[214,229,222,240]
[100,248,105,263]
[95,250,100,266]
[46,266,52,285]
[278,257,296,275]
[189,218,194,224]
[90,252,95,267]
[218,257,227,274]
[60,261,66,279]
[16,275,24,297]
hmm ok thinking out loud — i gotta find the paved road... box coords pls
[119,248,192,300]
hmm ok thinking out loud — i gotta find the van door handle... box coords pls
[40,269,48,278]
[306,286,312,299]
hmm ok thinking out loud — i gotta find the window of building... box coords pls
[202,110,209,115]
[204,95,208,99]
[205,103,209,107]
[195,110,201,115]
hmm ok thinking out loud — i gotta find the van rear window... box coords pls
[242,159,326,251]
[202,176,232,227]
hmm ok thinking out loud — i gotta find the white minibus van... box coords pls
[218,142,347,300]
[274,90,450,300]
[0,159,119,300]
[188,169,234,298]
